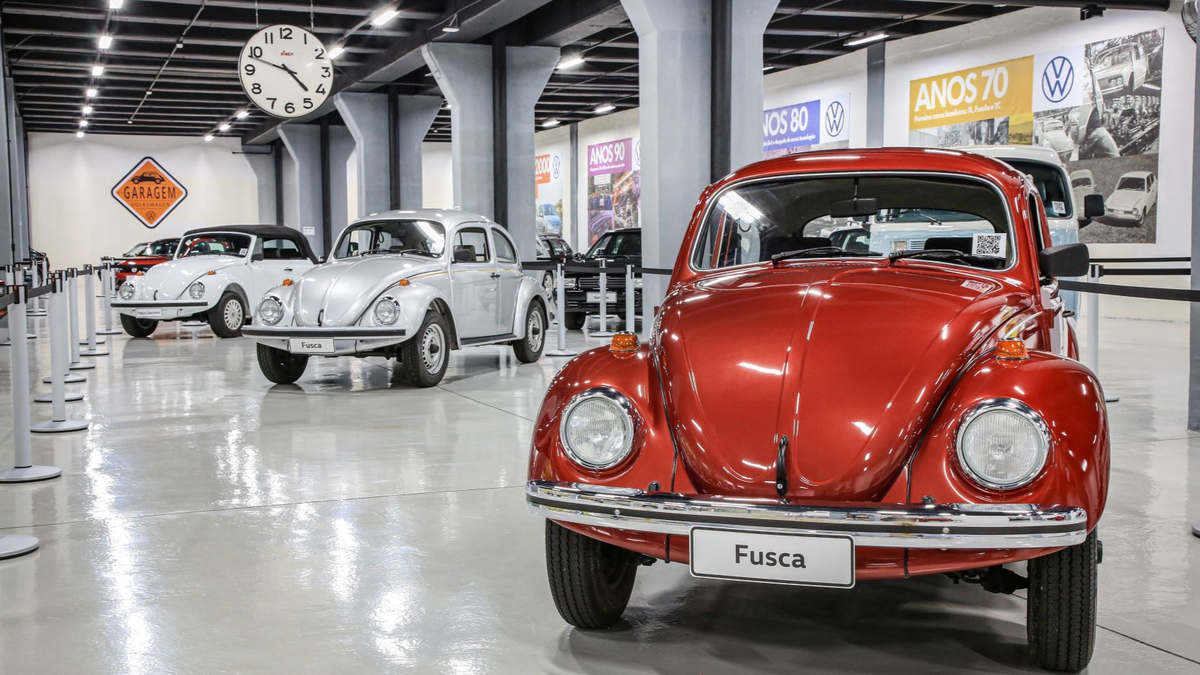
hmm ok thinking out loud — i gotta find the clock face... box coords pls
[238,24,331,119]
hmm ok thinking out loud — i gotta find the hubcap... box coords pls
[224,299,243,329]
[543,273,554,292]
[421,324,446,374]
[528,309,544,352]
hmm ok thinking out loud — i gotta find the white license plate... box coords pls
[134,308,163,318]
[690,528,855,588]
[288,338,334,354]
[586,291,617,303]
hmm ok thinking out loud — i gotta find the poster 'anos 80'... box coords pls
[908,28,1164,244]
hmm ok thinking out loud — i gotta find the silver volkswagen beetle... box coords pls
[243,210,548,386]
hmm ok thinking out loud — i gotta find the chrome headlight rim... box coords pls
[559,387,638,471]
[118,282,135,300]
[955,398,1050,491]
[188,281,205,300]
[258,296,283,326]
[372,296,401,326]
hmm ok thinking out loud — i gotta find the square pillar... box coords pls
[422,43,495,219]
[329,126,355,237]
[396,95,442,210]
[242,147,278,224]
[503,46,559,259]
[278,125,325,257]
[334,92,391,216]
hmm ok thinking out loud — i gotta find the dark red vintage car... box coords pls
[527,149,1104,672]
[111,238,179,283]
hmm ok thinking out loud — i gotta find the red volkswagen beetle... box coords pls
[527,149,1105,672]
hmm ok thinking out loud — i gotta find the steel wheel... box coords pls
[527,308,544,353]
[224,297,244,330]
[421,323,446,374]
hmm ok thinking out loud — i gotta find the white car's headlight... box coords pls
[565,277,580,290]
[373,296,400,325]
[188,282,205,300]
[560,388,636,469]
[118,282,135,300]
[258,296,283,325]
[956,399,1050,490]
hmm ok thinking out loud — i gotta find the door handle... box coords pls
[284,268,293,272]
[490,273,501,279]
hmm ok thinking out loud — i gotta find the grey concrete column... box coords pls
[422,43,494,219]
[243,148,278,224]
[335,93,391,216]
[329,126,354,239]
[396,95,442,210]
[3,77,22,262]
[717,0,778,174]
[866,41,886,148]
[14,116,29,255]
[504,46,559,259]
[278,125,324,257]
[1189,34,1200,431]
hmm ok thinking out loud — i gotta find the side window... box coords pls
[493,230,517,263]
[454,228,490,263]
[261,238,304,260]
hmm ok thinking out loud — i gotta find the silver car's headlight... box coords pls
[956,399,1050,490]
[258,296,283,325]
[565,277,580,290]
[560,388,636,469]
[373,296,400,325]
[118,282,135,300]
[188,282,205,300]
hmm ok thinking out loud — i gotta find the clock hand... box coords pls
[251,55,289,71]
[250,56,309,93]
[285,70,309,93]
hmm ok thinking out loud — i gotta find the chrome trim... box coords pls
[258,295,283,326]
[242,326,408,339]
[526,480,1088,549]
[188,281,205,300]
[372,295,401,325]
[112,301,208,308]
[955,398,1051,491]
[558,387,638,470]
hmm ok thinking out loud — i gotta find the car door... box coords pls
[250,237,309,304]
[491,227,523,334]
[450,226,502,338]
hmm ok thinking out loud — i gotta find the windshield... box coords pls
[124,242,150,256]
[178,233,252,258]
[586,231,641,258]
[1072,176,1092,188]
[334,220,446,259]
[1095,47,1131,69]
[1116,176,1146,191]
[1001,159,1072,218]
[691,175,1014,271]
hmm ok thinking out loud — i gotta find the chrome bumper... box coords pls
[526,480,1088,549]
[112,301,208,320]
[242,326,410,355]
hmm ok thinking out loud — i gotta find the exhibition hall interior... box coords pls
[1,0,1199,672]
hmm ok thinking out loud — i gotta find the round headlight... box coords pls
[118,282,135,300]
[373,296,399,325]
[956,399,1049,490]
[560,388,636,470]
[188,282,205,300]
[258,296,283,325]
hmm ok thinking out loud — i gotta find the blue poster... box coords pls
[763,100,821,152]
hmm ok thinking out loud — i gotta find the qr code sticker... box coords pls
[1051,201,1066,216]
[972,232,1006,258]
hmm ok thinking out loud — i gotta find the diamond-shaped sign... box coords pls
[111,157,188,229]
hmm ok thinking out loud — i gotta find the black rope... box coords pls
[1059,280,1200,303]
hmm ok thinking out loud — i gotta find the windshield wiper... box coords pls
[391,248,437,258]
[189,251,232,257]
[889,248,993,264]
[771,246,881,265]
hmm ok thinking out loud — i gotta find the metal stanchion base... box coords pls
[0,534,39,560]
[79,338,106,345]
[1192,522,1200,538]
[80,348,110,357]
[98,328,122,335]
[68,361,95,371]
[34,391,84,403]
[0,335,37,345]
[546,349,579,357]
[0,465,62,483]
[1105,394,1120,403]
[31,419,89,433]
[27,310,47,317]
[44,373,86,383]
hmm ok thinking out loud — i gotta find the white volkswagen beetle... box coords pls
[243,210,548,386]
[112,225,318,338]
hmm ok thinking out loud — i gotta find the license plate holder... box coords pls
[586,291,617,303]
[689,527,855,588]
[288,338,335,354]
[134,308,163,319]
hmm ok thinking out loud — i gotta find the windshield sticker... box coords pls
[1050,201,1066,216]
[239,249,248,256]
[972,233,1007,258]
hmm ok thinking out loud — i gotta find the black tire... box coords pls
[1027,530,1098,672]
[120,314,158,338]
[400,310,450,387]
[512,301,546,364]
[256,343,309,385]
[208,292,245,338]
[564,312,586,331]
[545,520,637,629]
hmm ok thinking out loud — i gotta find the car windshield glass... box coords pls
[1095,48,1130,68]
[1116,176,1146,191]
[150,240,177,256]
[1002,159,1072,218]
[124,243,150,256]
[1071,177,1091,188]
[586,231,641,258]
[178,233,252,258]
[691,174,1014,271]
[334,220,446,259]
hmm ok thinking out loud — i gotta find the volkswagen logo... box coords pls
[551,154,561,180]
[1042,56,1075,104]
[824,101,845,137]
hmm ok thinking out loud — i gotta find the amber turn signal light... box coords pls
[610,331,640,353]
[282,279,293,287]
[996,338,1028,361]
[206,270,216,276]
[399,279,410,287]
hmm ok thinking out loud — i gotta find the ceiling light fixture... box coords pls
[82,105,93,115]
[442,13,460,33]
[593,103,616,114]
[76,131,85,138]
[329,45,346,59]
[844,32,889,47]
[763,64,774,72]
[541,119,561,128]
[236,110,249,119]
[557,55,585,70]
[79,120,88,128]
[109,0,124,8]
[86,88,98,98]
[98,35,113,49]
[204,134,214,142]
[371,7,400,27]
[219,123,231,131]
[92,65,104,76]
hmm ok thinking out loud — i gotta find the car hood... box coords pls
[1105,190,1144,209]
[654,263,1026,502]
[290,255,443,327]
[129,256,242,301]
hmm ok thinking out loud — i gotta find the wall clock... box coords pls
[238,24,331,119]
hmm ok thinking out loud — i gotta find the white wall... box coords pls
[421,141,454,209]
[28,133,260,268]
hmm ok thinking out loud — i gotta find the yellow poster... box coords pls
[909,56,1033,131]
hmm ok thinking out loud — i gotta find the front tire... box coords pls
[120,314,158,338]
[1027,530,1098,672]
[208,293,245,338]
[545,520,637,629]
[564,312,585,331]
[256,343,309,385]
[400,310,450,387]
[512,301,546,363]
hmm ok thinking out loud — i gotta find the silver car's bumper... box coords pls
[112,300,209,321]
[526,480,1088,550]
[242,326,409,355]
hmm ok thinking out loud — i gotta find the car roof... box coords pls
[353,208,494,228]
[960,145,1065,167]
[1120,171,1153,178]
[180,224,318,263]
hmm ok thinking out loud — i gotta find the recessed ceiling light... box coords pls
[844,32,889,47]
[371,8,400,26]
[86,88,98,98]
[82,105,93,115]
[593,103,616,114]
[204,134,214,141]
[236,110,249,119]
[442,13,460,33]
[98,35,113,49]
[329,45,345,59]
[92,65,104,76]
[541,119,561,128]
[77,130,85,138]
[763,64,774,72]
[109,0,124,8]
[557,55,585,70]
[219,123,231,132]
[79,119,88,128]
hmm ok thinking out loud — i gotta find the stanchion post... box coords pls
[1085,263,1101,375]
[0,268,62,484]
[98,260,120,336]
[32,272,88,433]
[80,266,108,355]
[27,258,46,317]
[593,259,614,338]
[546,261,576,357]
[66,268,93,374]
[625,264,636,332]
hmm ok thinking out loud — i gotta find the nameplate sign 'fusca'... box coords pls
[111,157,188,229]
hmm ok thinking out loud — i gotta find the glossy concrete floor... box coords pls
[0,307,1198,675]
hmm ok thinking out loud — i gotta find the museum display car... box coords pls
[109,238,180,283]
[112,225,318,338]
[243,210,548,386]
[562,227,642,330]
[527,149,1105,672]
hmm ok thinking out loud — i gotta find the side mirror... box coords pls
[1039,243,1090,280]
[1080,193,1104,226]
[452,245,475,264]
